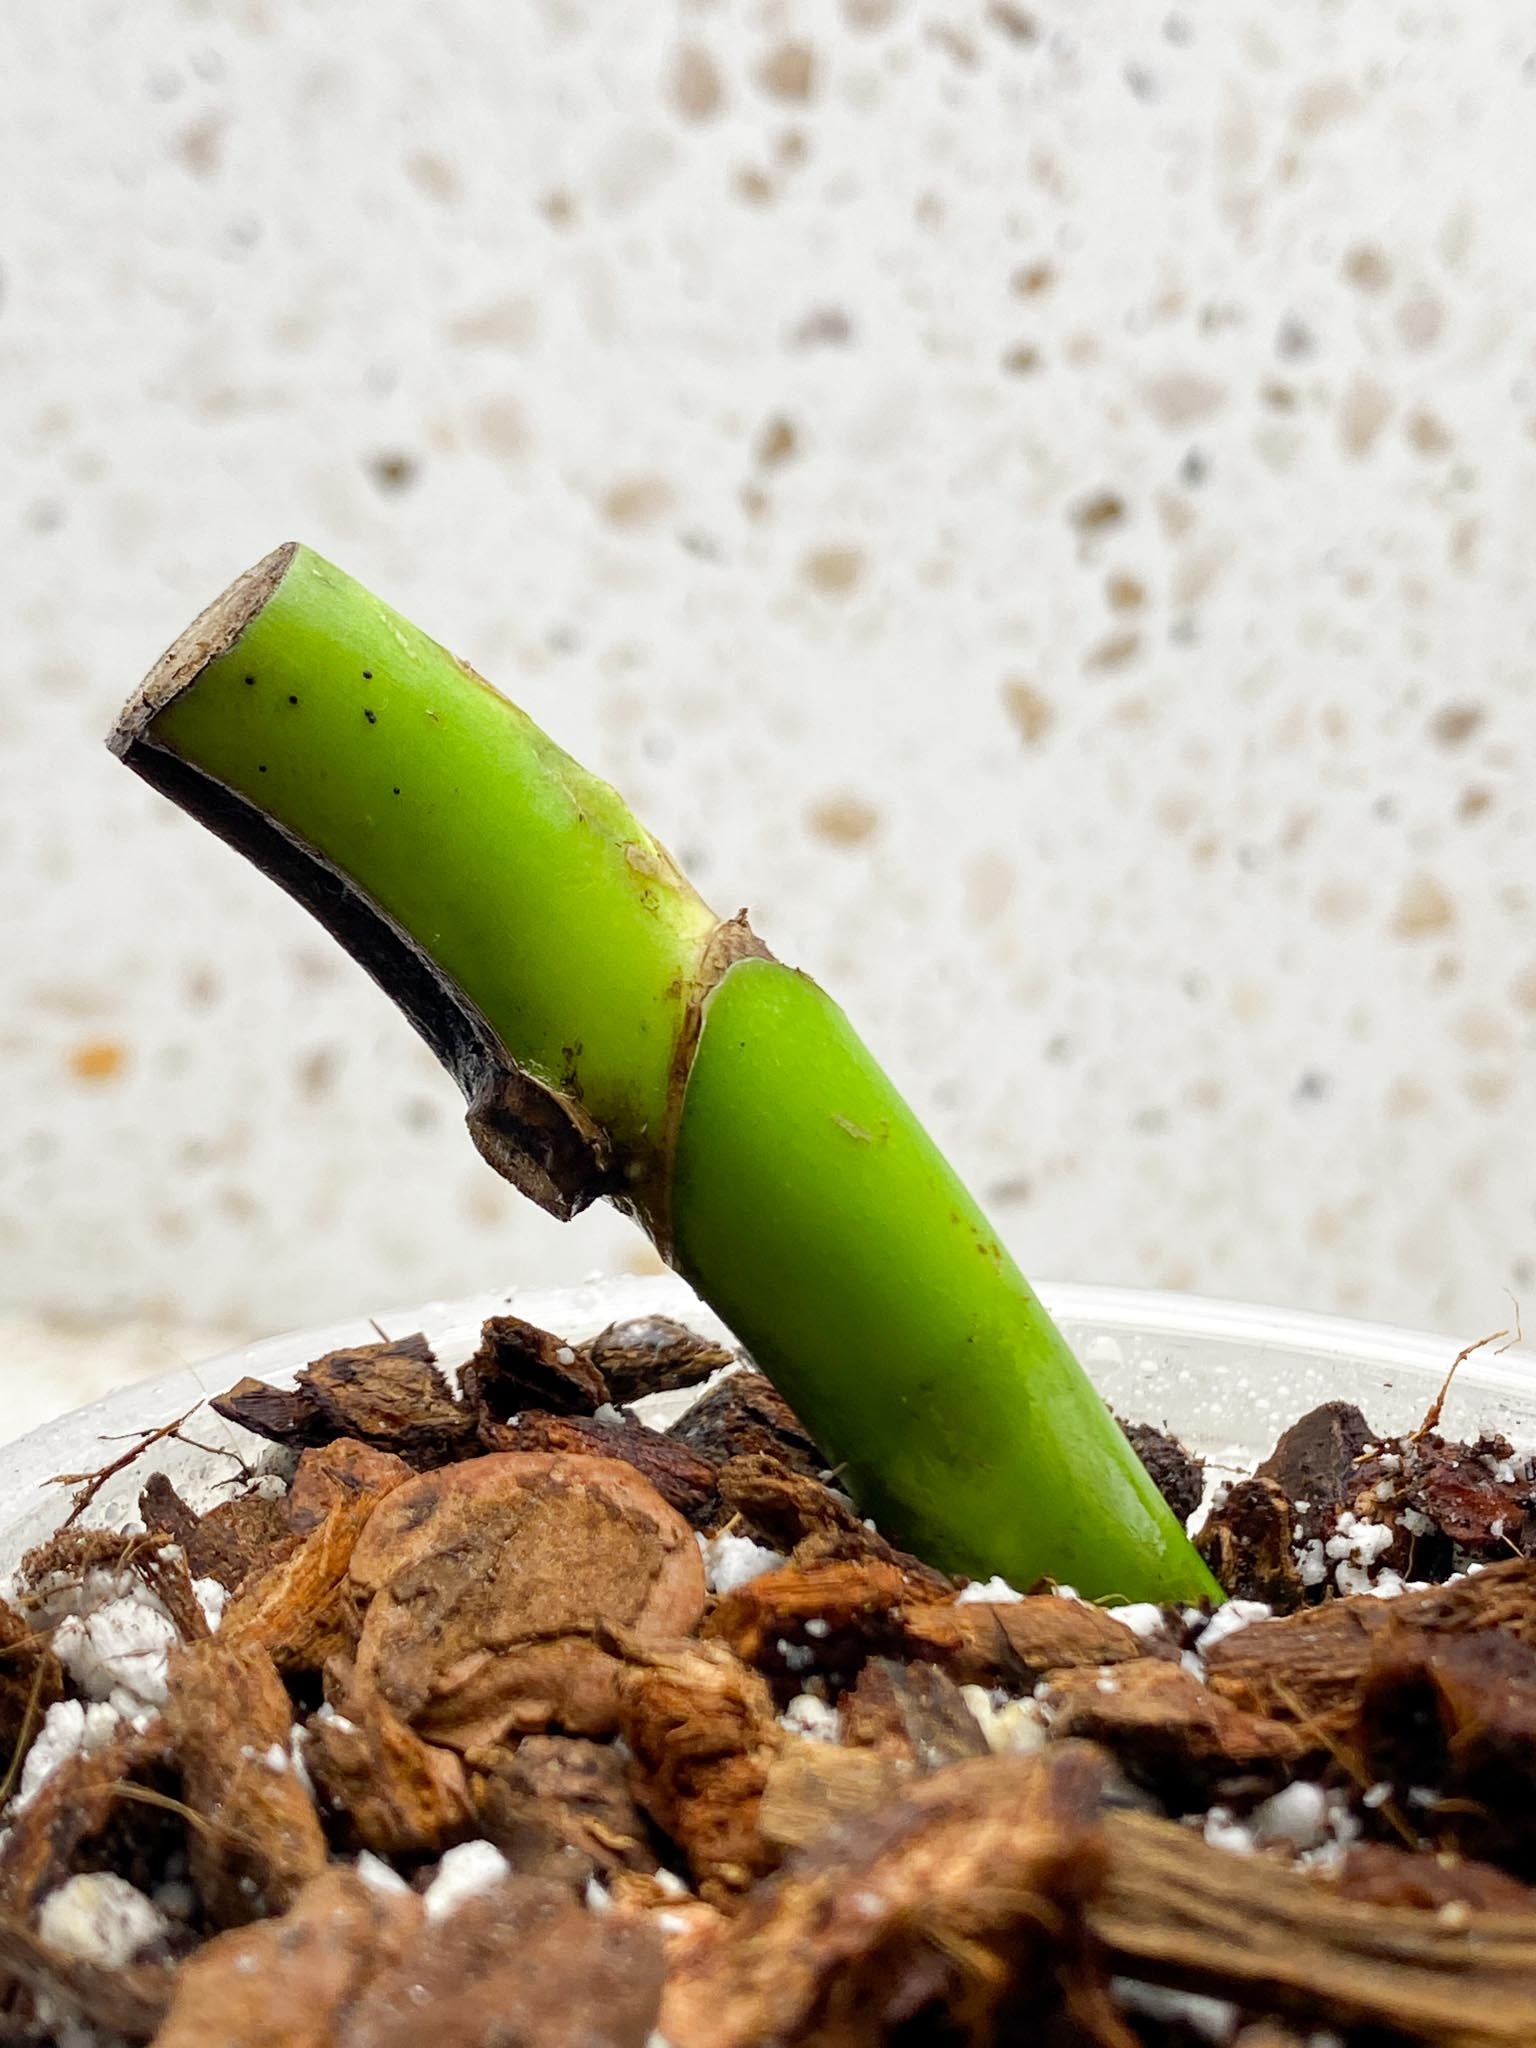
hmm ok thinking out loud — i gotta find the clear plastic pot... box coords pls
[4,1277,1534,1566]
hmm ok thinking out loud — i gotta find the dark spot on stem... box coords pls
[258,764,268,773]
[244,674,256,686]
[287,694,298,705]
[362,669,373,680]
[364,708,377,724]
[392,786,401,795]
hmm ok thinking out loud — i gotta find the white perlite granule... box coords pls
[954,1575,1024,1605]
[28,1560,208,1716]
[194,1576,227,1632]
[288,1725,314,1795]
[1201,1806,1255,1856]
[696,1530,786,1596]
[1326,1513,1396,1597]
[14,1698,122,1810]
[777,1639,817,1674]
[1250,1780,1329,1851]
[1111,1603,1171,1642]
[779,1693,840,1742]
[153,1879,196,1920]
[1294,1796,1365,1874]
[630,1361,743,1434]
[52,1592,177,1712]
[1112,1979,1238,2044]
[356,1851,410,1897]
[37,1871,167,1969]
[1190,1598,1271,1661]
[960,1686,1046,1756]
[423,1840,511,1922]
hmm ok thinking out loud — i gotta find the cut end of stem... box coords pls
[107,543,299,760]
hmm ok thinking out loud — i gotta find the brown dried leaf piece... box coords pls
[588,1315,735,1406]
[715,1454,954,1598]
[713,1453,862,1554]
[167,1636,327,1926]
[670,1372,826,1478]
[757,1740,912,1856]
[152,1864,422,2048]
[221,1485,384,1675]
[211,1375,330,1449]
[349,1453,706,1750]
[1411,1434,1536,1557]
[463,1312,607,1418]
[1044,1657,1307,1803]
[705,1567,1129,1702]
[1197,1477,1305,1609]
[839,1655,989,1767]
[660,1744,1114,2048]
[704,1558,912,1689]
[481,1409,719,1524]
[340,1873,665,2048]
[896,1595,1144,1690]
[613,1635,785,1903]
[285,1438,414,1538]
[1357,1627,1536,1876]
[306,1691,476,1860]
[471,1734,657,1887]
[1205,1557,1536,1726]
[141,1471,296,1595]
[298,1334,474,1466]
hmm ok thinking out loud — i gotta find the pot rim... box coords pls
[3,1275,1531,1567]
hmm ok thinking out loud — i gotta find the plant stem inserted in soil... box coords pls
[109,542,1220,1604]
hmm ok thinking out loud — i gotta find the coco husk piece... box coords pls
[1091,1807,1536,2048]
[684,1742,1536,2048]
[166,1637,329,1926]
[13,1320,1536,2042]
[110,544,1217,1606]
[658,1743,1119,2048]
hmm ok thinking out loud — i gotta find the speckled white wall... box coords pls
[4,0,1536,1399]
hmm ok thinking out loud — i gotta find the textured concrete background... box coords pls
[4,1,1536,1423]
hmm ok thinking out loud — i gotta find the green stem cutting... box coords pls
[111,543,1221,1604]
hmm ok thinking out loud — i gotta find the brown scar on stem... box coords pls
[640,909,775,1259]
